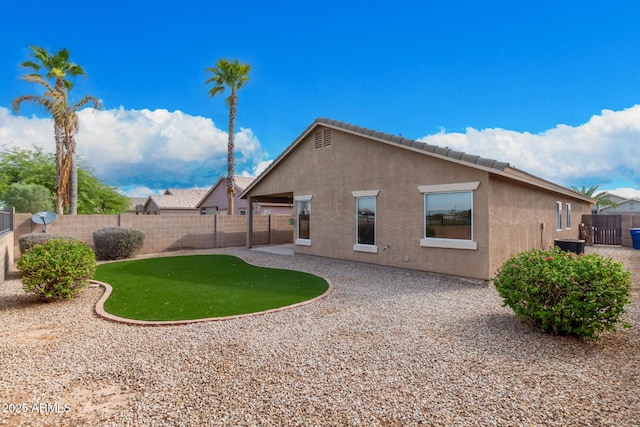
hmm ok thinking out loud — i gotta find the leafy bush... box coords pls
[93,227,145,260]
[3,182,53,213]
[19,233,65,255]
[18,239,96,301]
[493,247,632,340]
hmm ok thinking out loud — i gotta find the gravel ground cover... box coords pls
[0,245,638,426]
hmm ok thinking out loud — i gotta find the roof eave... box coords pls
[240,118,596,204]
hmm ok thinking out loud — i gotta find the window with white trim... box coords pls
[418,182,479,250]
[352,190,379,253]
[566,203,571,230]
[295,195,312,246]
[556,201,562,230]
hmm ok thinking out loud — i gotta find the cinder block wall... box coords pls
[0,231,13,284]
[13,214,293,259]
[121,215,216,253]
[621,214,640,247]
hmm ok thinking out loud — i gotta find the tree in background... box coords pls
[571,185,619,213]
[13,46,102,215]
[0,147,129,214]
[205,58,251,215]
[3,183,53,213]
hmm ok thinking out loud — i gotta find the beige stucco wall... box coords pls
[247,126,493,279]
[245,125,597,281]
[487,176,592,277]
[199,182,250,215]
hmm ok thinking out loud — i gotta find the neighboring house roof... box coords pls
[600,197,640,213]
[127,197,147,211]
[241,118,595,204]
[146,189,208,210]
[234,176,256,190]
[603,192,629,204]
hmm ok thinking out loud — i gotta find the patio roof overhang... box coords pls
[245,192,294,248]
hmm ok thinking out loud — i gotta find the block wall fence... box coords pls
[0,230,12,284]
[621,214,640,247]
[12,213,293,259]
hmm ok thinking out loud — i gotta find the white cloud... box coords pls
[418,105,640,188]
[601,188,640,199]
[0,107,51,149]
[240,160,272,178]
[4,104,639,196]
[0,106,269,191]
[117,185,159,198]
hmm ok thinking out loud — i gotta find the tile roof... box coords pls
[150,189,207,209]
[127,197,147,211]
[234,176,255,191]
[315,118,510,171]
[241,117,594,204]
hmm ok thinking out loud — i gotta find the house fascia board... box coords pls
[497,167,596,204]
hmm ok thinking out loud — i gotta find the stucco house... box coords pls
[595,192,640,215]
[198,176,293,216]
[241,118,594,281]
[143,189,207,215]
[197,176,255,215]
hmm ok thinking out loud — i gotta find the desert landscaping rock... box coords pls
[1,246,638,426]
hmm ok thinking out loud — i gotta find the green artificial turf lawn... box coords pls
[93,254,329,321]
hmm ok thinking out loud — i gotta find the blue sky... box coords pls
[1,1,640,197]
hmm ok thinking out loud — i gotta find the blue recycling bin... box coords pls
[630,228,640,250]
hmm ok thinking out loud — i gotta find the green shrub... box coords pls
[93,227,145,260]
[18,233,65,255]
[493,247,632,340]
[18,239,96,301]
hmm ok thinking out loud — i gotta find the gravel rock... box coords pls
[1,245,639,426]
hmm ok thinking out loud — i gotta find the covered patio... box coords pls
[245,192,294,248]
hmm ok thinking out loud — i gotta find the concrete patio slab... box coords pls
[251,244,294,256]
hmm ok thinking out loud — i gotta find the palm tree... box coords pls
[205,58,251,215]
[58,89,102,215]
[13,73,68,214]
[15,46,100,215]
[571,185,619,213]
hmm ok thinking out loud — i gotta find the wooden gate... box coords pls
[582,215,622,245]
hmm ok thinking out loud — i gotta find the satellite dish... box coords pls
[31,211,58,233]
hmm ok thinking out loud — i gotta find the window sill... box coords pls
[353,244,378,253]
[420,238,477,250]
[295,239,311,246]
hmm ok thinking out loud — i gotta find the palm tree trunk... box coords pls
[227,91,237,215]
[67,133,78,215]
[69,152,78,215]
[54,124,65,215]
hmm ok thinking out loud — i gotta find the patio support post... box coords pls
[247,196,254,248]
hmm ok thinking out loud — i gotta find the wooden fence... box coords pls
[587,215,622,245]
[0,209,12,234]
[581,214,640,246]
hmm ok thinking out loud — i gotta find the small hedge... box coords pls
[18,239,96,301]
[18,233,66,255]
[93,227,145,260]
[493,247,632,340]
